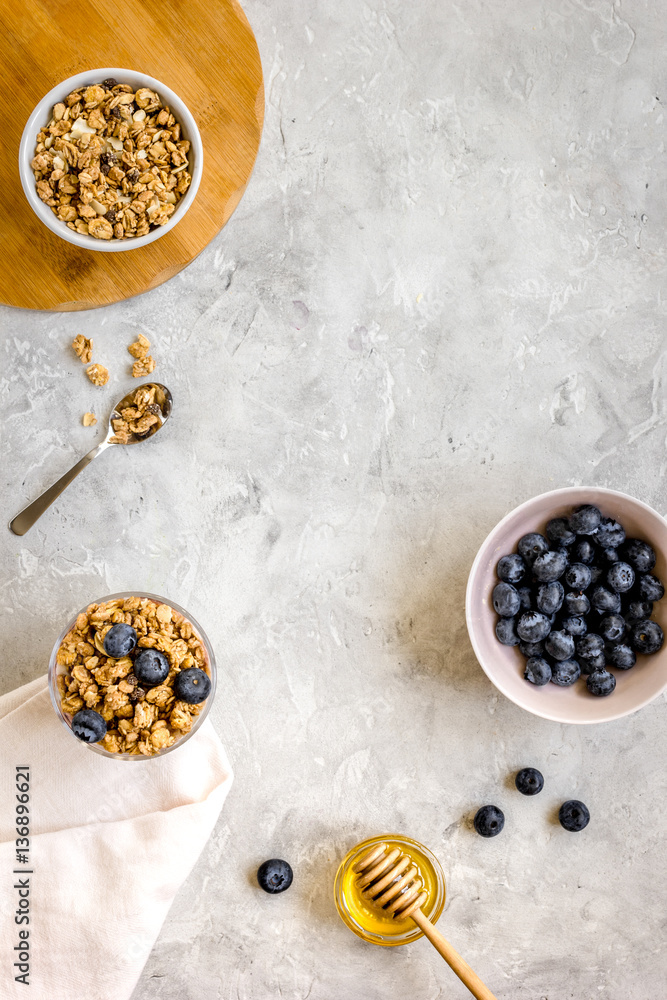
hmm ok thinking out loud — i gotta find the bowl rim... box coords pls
[18,67,203,253]
[466,485,667,725]
[48,591,217,760]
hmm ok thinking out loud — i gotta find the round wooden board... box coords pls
[0,0,264,311]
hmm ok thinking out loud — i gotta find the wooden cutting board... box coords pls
[0,0,264,311]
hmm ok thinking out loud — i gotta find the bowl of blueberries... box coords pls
[466,487,667,723]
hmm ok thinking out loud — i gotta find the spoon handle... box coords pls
[9,443,110,536]
[410,908,498,1000]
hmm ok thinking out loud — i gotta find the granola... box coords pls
[72,334,93,364]
[86,363,109,386]
[31,78,192,241]
[128,333,151,359]
[55,596,210,756]
[132,355,156,378]
[82,412,97,426]
[109,382,163,444]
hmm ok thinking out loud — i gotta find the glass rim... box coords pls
[48,591,217,761]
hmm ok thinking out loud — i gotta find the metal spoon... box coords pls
[9,382,173,536]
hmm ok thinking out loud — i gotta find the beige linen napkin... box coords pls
[0,675,232,999]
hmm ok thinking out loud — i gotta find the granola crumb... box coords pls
[132,355,156,378]
[72,335,93,364]
[86,364,109,386]
[128,333,151,359]
[82,412,97,426]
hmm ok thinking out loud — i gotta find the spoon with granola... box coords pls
[9,383,172,536]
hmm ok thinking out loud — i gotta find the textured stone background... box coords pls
[2,0,667,997]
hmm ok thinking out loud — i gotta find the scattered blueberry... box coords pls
[579,652,606,674]
[622,539,656,574]
[590,586,621,614]
[564,591,590,616]
[594,517,625,548]
[569,504,601,535]
[586,669,616,697]
[103,623,138,658]
[545,630,575,661]
[493,582,521,617]
[517,611,552,643]
[606,562,635,593]
[257,859,293,893]
[496,617,520,645]
[559,800,590,832]
[134,648,170,687]
[517,533,550,566]
[598,614,626,643]
[550,658,581,686]
[173,667,212,704]
[515,767,544,795]
[560,615,587,636]
[606,644,636,669]
[497,554,526,584]
[473,804,505,837]
[630,620,664,655]
[519,639,545,657]
[524,656,552,685]
[572,538,595,564]
[546,518,576,547]
[536,581,564,615]
[71,708,107,743]
[533,550,568,583]
[564,563,591,591]
[638,573,665,602]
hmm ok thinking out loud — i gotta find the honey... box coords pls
[334,834,446,946]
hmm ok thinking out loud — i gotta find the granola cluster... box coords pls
[110,383,163,444]
[55,597,209,756]
[32,78,192,240]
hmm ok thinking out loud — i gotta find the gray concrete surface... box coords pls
[1,0,666,997]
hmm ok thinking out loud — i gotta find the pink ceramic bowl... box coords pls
[466,487,667,724]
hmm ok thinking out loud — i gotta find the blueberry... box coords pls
[598,546,619,565]
[493,582,521,617]
[496,617,520,645]
[564,562,591,591]
[590,586,621,614]
[536,581,564,615]
[606,644,636,669]
[546,518,576,547]
[473,804,505,837]
[257,859,293,893]
[545,630,575,661]
[580,653,606,674]
[134,648,170,687]
[497,554,526,584]
[559,800,590,832]
[572,539,595,565]
[550,658,581,685]
[599,614,626,643]
[532,550,568,583]
[576,633,604,661]
[560,615,587,637]
[565,592,590,616]
[71,708,107,743]
[173,667,211,704]
[516,611,552,643]
[517,533,550,566]
[103,623,138,658]
[606,562,635,594]
[630,620,664,655]
[519,639,545,658]
[523,656,552,685]
[622,539,656,574]
[594,517,625,549]
[517,586,533,611]
[515,767,544,795]
[638,573,665,602]
[569,505,601,535]
[625,600,653,625]
[586,669,616,697]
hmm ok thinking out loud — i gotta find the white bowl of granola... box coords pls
[49,593,216,759]
[19,68,203,251]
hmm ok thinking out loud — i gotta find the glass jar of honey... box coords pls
[333,833,446,946]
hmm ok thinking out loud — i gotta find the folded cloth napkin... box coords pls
[0,675,233,1000]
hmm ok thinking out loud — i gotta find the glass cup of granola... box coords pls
[48,592,216,760]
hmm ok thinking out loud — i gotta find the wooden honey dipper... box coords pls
[353,843,498,1000]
